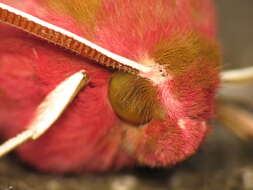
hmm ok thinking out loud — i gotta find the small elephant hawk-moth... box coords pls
[0,0,251,173]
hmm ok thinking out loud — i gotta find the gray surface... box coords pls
[1,0,253,189]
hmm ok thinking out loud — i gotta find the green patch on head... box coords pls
[48,0,102,30]
[151,33,221,75]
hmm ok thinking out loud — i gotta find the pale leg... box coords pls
[216,101,253,141]
[221,66,253,83]
[0,70,89,157]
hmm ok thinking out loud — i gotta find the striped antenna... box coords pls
[0,3,167,82]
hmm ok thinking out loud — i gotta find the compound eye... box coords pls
[108,72,163,125]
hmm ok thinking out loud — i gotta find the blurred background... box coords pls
[0,0,253,189]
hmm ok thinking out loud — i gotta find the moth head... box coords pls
[109,33,220,125]
[108,33,221,167]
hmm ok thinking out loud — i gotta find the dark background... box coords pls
[0,0,253,189]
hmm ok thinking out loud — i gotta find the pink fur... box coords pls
[0,0,220,173]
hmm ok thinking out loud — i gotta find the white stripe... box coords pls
[0,3,152,74]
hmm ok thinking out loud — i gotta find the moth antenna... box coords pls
[0,70,88,157]
[221,66,253,83]
[0,3,167,84]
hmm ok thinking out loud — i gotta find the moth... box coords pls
[0,0,251,173]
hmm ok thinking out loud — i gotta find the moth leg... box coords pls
[216,100,253,141]
[0,70,89,157]
[221,66,253,83]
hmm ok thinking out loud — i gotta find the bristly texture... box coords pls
[0,0,220,173]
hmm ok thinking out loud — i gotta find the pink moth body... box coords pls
[0,0,220,173]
